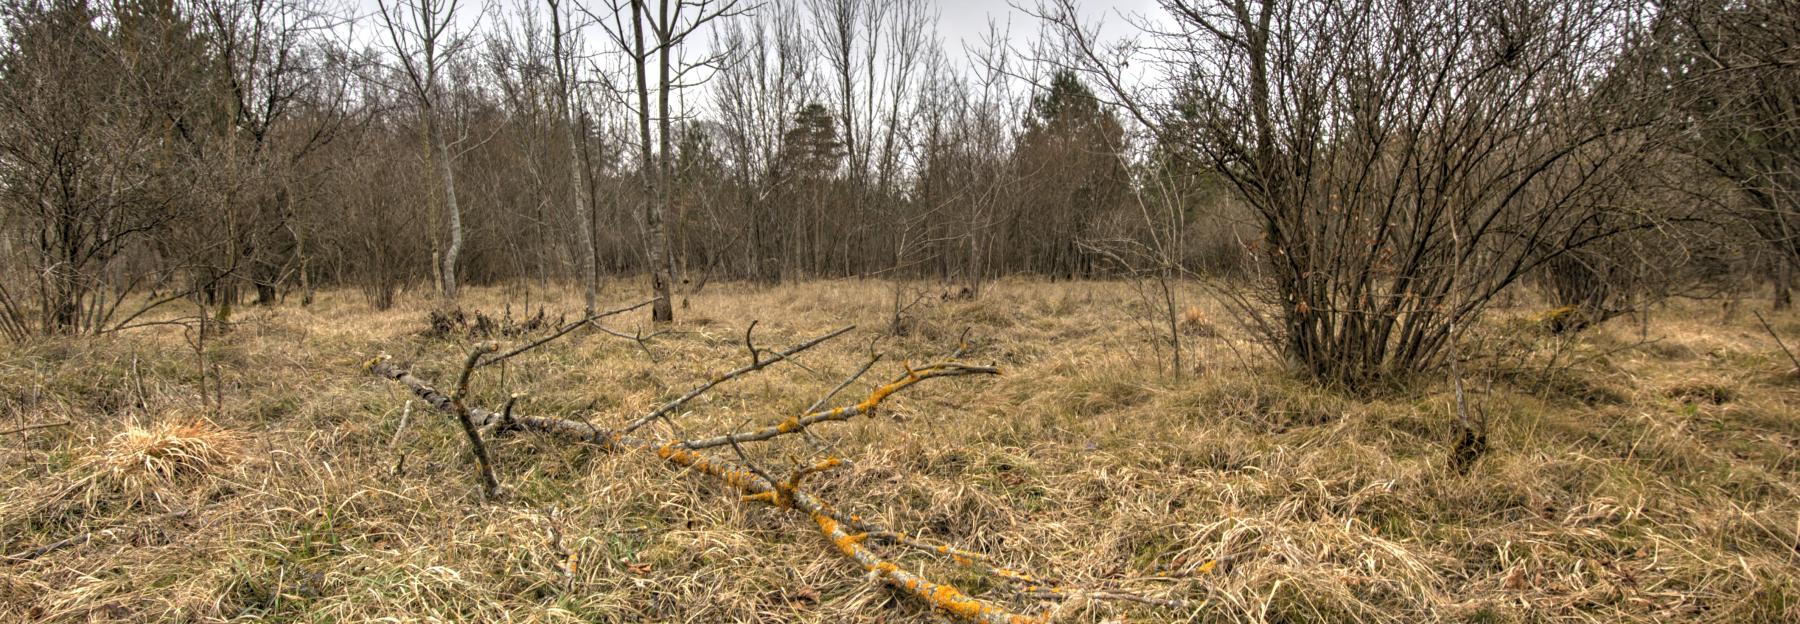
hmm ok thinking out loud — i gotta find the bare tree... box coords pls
[375,0,476,306]
[0,0,224,336]
[548,0,600,313]
[1036,0,1676,388]
[591,0,745,322]
[714,6,811,282]
[195,0,347,306]
[1661,0,1800,309]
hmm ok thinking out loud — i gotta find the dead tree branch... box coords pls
[676,362,999,451]
[450,342,503,498]
[1754,311,1800,377]
[478,299,653,368]
[364,328,1187,622]
[619,325,854,434]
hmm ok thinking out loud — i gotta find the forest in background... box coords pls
[1,0,1796,387]
[6,2,1800,621]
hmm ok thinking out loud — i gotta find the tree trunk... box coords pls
[633,0,672,323]
[566,108,597,314]
[428,114,462,306]
[656,0,678,319]
[552,1,598,315]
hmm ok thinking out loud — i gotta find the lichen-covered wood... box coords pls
[365,325,1187,622]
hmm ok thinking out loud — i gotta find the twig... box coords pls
[619,325,855,435]
[4,532,91,563]
[451,343,504,499]
[950,327,974,359]
[499,392,525,432]
[744,320,761,366]
[1,420,71,436]
[1753,311,1800,377]
[677,362,1000,451]
[479,300,652,368]
[806,355,881,415]
[390,400,413,476]
[591,324,668,360]
[724,419,778,486]
[798,355,883,458]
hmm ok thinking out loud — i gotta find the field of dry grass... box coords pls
[2,279,1797,623]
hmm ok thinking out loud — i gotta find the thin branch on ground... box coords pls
[1753,311,1800,377]
[478,299,652,368]
[1,421,71,436]
[618,325,854,435]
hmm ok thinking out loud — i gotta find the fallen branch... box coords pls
[368,355,1040,620]
[798,355,882,458]
[363,324,1191,623]
[1753,311,1800,378]
[618,325,854,435]
[369,357,623,446]
[1,420,72,436]
[676,362,999,451]
[651,442,1039,624]
[479,299,653,368]
[451,343,504,498]
[590,324,669,361]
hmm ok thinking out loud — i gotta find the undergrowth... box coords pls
[1,279,1796,623]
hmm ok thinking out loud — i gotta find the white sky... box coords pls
[347,0,1164,64]
[927,0,1159,54]
[344,0,1171,124]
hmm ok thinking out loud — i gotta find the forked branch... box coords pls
[364,323,1189,622]
[619,325,854,434]
[677,362,1000,451]
[450,342,503,498]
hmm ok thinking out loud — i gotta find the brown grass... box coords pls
[1,278,1797,623]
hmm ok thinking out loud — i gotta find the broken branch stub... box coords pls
[450,343,503,498]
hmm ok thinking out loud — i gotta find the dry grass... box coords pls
[2,278,1797,623]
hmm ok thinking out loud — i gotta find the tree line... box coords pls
[1,0,1795,387]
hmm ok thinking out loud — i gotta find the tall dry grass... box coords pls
[1,278,1796,622]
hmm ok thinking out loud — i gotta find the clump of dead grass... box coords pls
[73,416,242,510]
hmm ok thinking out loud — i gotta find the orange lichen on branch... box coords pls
[811,511,1043,624]
[621,325,855,435]
[847,525,1039,585]
[742,491,782,506]
[856,362,922,412]
[651,437,1040,624]
[368,353,1072,624]
[677,362,999,451]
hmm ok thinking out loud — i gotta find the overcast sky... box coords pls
[932,0,1159,53]
[349,0,1165,59]
[347,0,1170,113]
